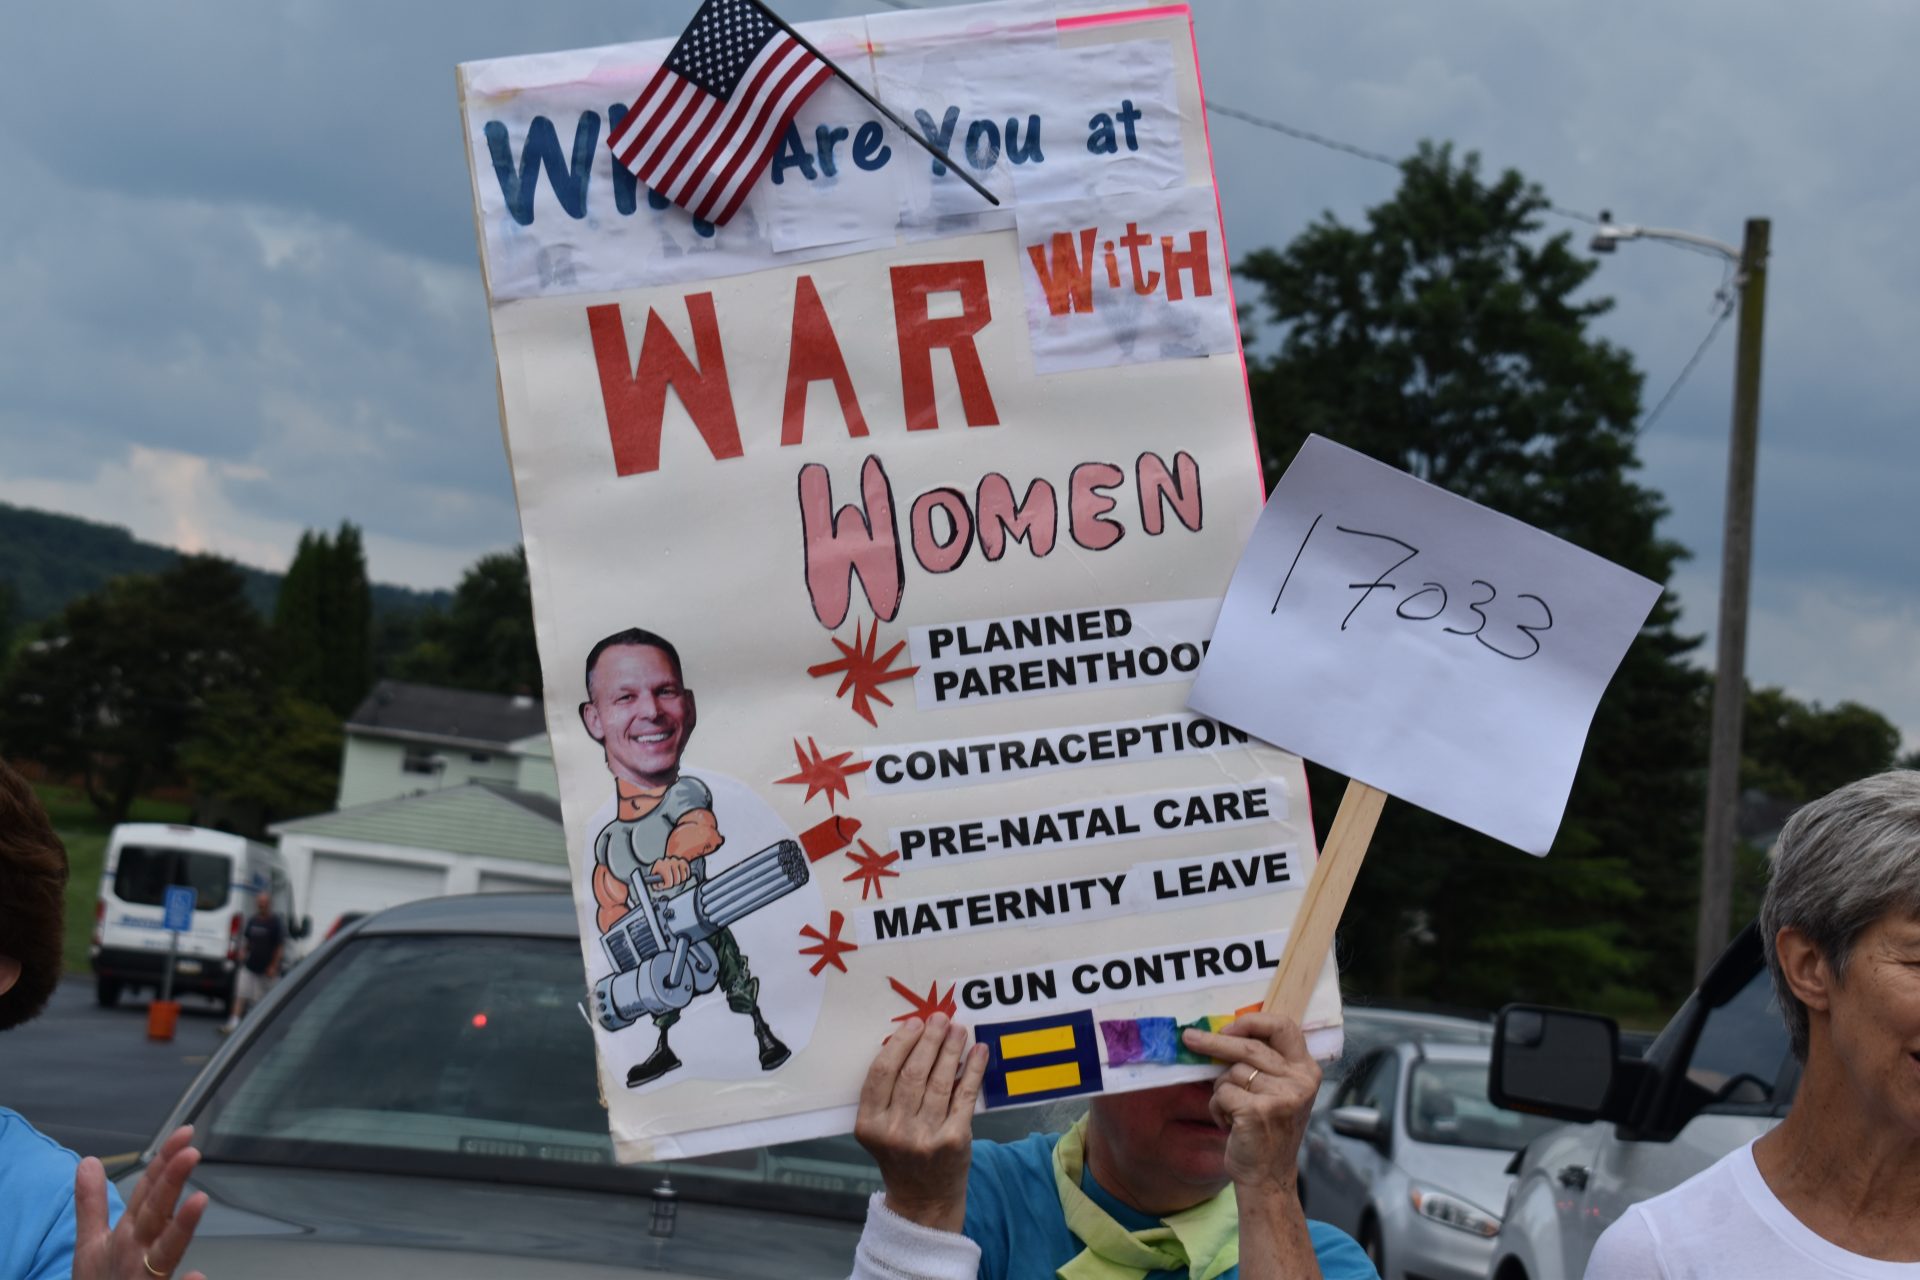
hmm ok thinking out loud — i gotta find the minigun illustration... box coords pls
[592,838,809,1031]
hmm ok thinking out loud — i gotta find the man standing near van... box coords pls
[222,892,283,1033]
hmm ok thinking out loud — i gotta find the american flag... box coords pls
[607,0,833,226]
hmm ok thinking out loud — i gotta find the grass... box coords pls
[38,783,192,974]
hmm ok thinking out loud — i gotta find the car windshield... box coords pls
[1318,1010,1492,1103]
[193,932,1068,1215]
[1405,1059,1562,1152]
[114,846,231,910]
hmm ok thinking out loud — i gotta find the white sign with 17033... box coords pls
[1190,435,1663,855]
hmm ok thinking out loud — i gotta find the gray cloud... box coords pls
[2,0,1914,744]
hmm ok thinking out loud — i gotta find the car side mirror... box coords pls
[294,915,313,940]
[1489,1005,1620,1123]
[1329,1105,1387,1144]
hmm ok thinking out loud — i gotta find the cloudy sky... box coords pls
[3,0,1915,747]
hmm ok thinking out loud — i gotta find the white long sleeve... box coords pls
[847,1192,983,1280]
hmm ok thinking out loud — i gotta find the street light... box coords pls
[1590,216,1744,265]
[1593,212,1772,984]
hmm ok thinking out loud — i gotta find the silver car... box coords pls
[1299,1039,1560,1280]
[1312,1005,1493,1108]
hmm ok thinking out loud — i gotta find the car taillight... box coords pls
[93,899,104,947]
[228,915,243,962]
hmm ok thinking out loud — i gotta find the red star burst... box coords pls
[842,840,900,900]
[798,911,858,975]
[807,619,919,726]
[774,737,870,810]
[889,977,958,1024]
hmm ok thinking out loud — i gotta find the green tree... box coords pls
[276,531,325,696]
[325,523,374,713]
[1742,686,1902,802]
[389,548,541,696]
[274,522,374,716]
[0,557,268,822]
[384,607,455,687]
[180,691,343,835]
[1237,143,1709,1012]
[0,580,16,671]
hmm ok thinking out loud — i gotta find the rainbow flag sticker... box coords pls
[1099,1004,1265,1066]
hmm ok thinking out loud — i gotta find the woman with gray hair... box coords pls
[1585,770,1920,1277]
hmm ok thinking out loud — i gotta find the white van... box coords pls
[90,823,311,1011]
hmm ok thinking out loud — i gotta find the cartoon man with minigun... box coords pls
[579,627,800,1087]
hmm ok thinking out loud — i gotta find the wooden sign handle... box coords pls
[1261,780,1388,1022]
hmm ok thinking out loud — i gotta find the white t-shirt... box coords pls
[1585,1140,1920,1279]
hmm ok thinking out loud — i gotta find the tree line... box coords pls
[0,141,1909,1017]
[0,528,539,834]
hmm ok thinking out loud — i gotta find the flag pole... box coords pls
[750,0,1002,208]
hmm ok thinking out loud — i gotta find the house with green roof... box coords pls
[272,682,572,933]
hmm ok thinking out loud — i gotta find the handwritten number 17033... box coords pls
[1270,518,1554,661]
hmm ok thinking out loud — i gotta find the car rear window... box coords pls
[113,846,231,911]
[1405,1059,1563,1151]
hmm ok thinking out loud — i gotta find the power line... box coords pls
[842,0,1734,390]
[857,2,1609,229]
[1202,90,1737,436]
[1202,101,1401,170]
[1202,99,1605,227]
[1636,298,1735,438]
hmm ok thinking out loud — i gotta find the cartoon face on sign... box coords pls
[578,628,812,1088]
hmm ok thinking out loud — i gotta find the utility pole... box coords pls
[1694,218,1770,983]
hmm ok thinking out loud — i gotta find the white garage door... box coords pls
[308,853,447,936]
[476,870,566,894]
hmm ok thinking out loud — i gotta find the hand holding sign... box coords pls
[1191,435,1661,856]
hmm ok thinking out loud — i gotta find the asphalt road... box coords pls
[1,976,227,1160]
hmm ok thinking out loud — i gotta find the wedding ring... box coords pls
[143,1254,168,1278]
[1243,1069,1262,1089]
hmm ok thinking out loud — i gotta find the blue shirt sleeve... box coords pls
[0,1110,125,1280]
[24,1180,128,1280]
[1308,1220,1378,1280]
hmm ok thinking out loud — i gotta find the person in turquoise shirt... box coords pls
[848,1010,1376,1280]
[0,758,210,1280]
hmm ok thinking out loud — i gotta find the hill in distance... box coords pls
[0,500,452,624]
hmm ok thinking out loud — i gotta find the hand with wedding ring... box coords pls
[73,1124,211,1280]
[1179,1012,1321,1197]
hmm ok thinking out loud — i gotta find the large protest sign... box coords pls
[1192,435,1664,855]
[459,0,1342,1161]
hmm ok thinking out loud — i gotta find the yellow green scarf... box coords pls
[1050,1117,1239,1280]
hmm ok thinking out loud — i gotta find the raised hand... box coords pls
[73,1125,211,1280]
[852,1014,989,1233]
[1181,1013,1321,1195]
